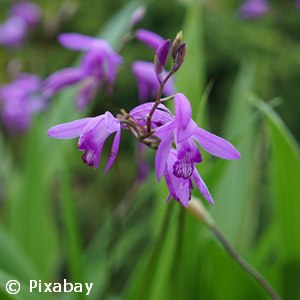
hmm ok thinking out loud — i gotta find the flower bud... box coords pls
[172,31,183,60]
[172,43,186,72]
[154,39,170,83]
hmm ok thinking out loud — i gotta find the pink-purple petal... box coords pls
[155,133,173,181]
[174,93,192,130]
[193,169,214,204]
[193,127,241,160]
[105,126,121,173]
[58,33,100,51]
[43,68,85,97]
[48,118,92,139]
[135,29,165,51]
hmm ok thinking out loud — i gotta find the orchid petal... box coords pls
[175,179,192,207]
[43,68,85,96]
[177,119,197,143]
[135,29,165,51]
[155,132,173,181]
[193,127,241,160]
[154,120,177,139]
[105,125,121,173]
[174,93,192,129]
[48,118,92,139]
[193,168,214,204]
[58,33,100,51]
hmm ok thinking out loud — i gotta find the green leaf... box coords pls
[257,100,300,259]
[210,63,257,252]
[0,227,40,281]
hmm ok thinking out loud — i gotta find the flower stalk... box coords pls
[146,69,175,134]
[187,198,282,300]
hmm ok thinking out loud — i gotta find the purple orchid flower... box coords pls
[164,149,213,207]
[296,0,300,10]
[43,33,123,109]
[131,61,175,101]
[135,29,165,51]
[238,0,269,19]
[0,1,41,48]
[0,17,27,48]
[154,93,240,205]
[48,111,121,171]
[0,74,45,133]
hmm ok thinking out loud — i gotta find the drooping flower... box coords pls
[135,29,165,51]
[164,149,213,207]
[0,74,45,133]
[131,61,175,101]
[154,93,240,184]
[238,0,269,19]
[48,112,121,171]
[43,33,123,109]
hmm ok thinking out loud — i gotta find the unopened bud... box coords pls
[154,39,170,83]
[172,43,186,72]
[172,31,183,60]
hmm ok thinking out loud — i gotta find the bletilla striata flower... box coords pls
[164,149,213,207]
[238,0,269,19]
[0,1,40,48]
[0,74,45,133]
[154,93,240,207]
[131,61,175,101]
[48,112,121,171]
[43,33,123,110]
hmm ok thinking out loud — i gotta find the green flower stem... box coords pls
[187,198,282,300]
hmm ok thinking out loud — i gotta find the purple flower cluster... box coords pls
[0,1,40,48]
[48,30,240,208]
[43,33,123,110]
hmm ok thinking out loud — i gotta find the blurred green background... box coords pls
[0,0,300,299]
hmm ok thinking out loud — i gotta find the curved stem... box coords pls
[146,70,175,134]
[209,224,281,300]
[187,199,281,300]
